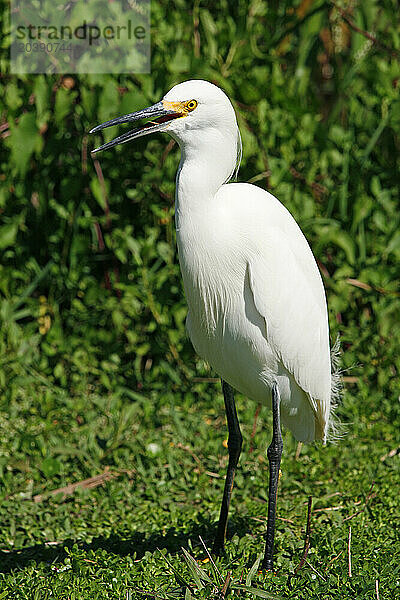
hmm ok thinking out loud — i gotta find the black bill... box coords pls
[89,101,182,153]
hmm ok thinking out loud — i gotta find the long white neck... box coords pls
[174,127,239,227]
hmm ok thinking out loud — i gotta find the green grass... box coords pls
[0,369,399,598]
[1,0,400,597]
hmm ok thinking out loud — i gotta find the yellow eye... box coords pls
[186,99,198,111]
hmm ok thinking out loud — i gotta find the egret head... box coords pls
[90,80,241,180]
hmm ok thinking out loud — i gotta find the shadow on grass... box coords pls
[0,516,251,574]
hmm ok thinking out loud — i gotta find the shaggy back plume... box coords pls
[325,335,345,443]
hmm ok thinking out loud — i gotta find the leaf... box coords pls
[181,547,214,588]
[385,231,400,257]
[246,553,263,587]
[231,584,282,599]
[0,222,18,250]
[5,83,23,111]
[54,88,78,126]
[169,47,190,73]
[315,225,356,264]
[158,550,191,589]
[41,457,61,478]
[8,112,42,175]
[34,76,50,124]
[13,260,54,310]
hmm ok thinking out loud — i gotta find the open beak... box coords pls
[89,101,183,153]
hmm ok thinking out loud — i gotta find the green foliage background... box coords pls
[0,1,399,598]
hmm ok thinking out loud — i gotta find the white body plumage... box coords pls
[167,81,334,443]
[176,180,331,442]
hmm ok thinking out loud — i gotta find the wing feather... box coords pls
[247,225,331,437]
[216,182,333,439]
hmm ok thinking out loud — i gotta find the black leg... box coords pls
[262,382,283,571]
[213,380,243,554]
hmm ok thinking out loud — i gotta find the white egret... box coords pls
[90,80,339,570]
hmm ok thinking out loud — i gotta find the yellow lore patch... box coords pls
[162,99,198,115]
[162,100,187,115]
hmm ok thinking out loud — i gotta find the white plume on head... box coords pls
[231,127,242,183]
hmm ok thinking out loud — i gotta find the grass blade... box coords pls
[13,260,54,310]
[246,553,263,587]
[232,584,282,599]
[181,547,214,588]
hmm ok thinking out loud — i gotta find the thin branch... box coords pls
[33,468,117,502]
[314,505,344,513]
[94,222,105,251]
[249,404,261,453]
[160,138,176,166]
[305,559,326,581]
[346,278,399,297]
[348,526,352,578]
[81,134,88,175]
[198,535,223,585]
[295,442,303,460]
[334,4,400,58]
[325,550,343,571]
[380,446,400,461]
[295,496,313,574]
[93,158,111,228]
[290,166,328,199]
[220,572,231,598]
